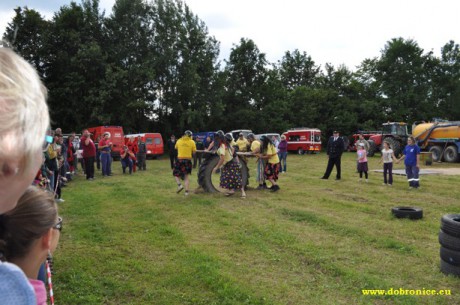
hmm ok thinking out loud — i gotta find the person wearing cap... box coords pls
[321,130,345,180]
[99,132,113,176]
[357,142,369,182]
[173,130,196,196]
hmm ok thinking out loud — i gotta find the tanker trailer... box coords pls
[412,121,460,162]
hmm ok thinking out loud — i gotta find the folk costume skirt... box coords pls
[220,161,243,190]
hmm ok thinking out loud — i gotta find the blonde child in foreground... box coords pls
[357,143,369,182]
[379,141,397,186]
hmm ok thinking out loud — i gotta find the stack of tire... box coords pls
[439,214,460,277]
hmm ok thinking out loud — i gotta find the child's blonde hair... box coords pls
[0,46,50,175]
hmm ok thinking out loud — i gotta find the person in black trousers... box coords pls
[321,130,345,180]
[167,135,178,170]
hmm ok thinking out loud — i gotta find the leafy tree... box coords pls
[222,38,269,131]
[3,7,49,77]
[436,40,460,119]
[277,49,320,90]
[44,0,108,131]
[373,38,434,123]
[105,0,154,133]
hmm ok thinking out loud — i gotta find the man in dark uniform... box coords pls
[321,130,345,180]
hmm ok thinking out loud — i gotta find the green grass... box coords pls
[55,153,460,305]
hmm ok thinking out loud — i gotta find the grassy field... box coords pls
[55,153,460,305]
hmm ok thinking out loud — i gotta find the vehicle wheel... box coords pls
[443,145,459,163]
[367,140,376,157]
[440,246,460,266]
[440,259,460,277]
[429,146,443,162]
[391,207,423,220]
[441,214,460,237]
[439,230,460,251]
[198,154,248,193]
[383,137,401,157]
[297,148,304,155]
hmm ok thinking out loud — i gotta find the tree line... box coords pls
[4,0,460,140]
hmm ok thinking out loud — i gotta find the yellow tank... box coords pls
[413,122,460,140]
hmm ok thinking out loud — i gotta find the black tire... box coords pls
[391,206,423,220]
[439,230,460,251]
[440,246,460,266]
[440,259,460,277]
[367,140,376,157]
[297,148,304,155]
[197,154,248,193]
[441,214,460,237]
[429,146,443,162]
[383,137,401,157]
[443,145,459,163]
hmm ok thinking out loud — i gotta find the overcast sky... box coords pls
[1,0,459,69]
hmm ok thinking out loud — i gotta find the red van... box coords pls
[283,128,322,154]
[87,126,124,159]
[124,133,164,158]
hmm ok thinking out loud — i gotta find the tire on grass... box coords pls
[439,230,460,251]
[440,246,460,266]
[391,207,423,220]
[441,214,460,237]
[198,154,249,193]
[440,259,460,277]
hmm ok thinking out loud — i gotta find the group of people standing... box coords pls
[170,130,286,198]
[321,131,421,189]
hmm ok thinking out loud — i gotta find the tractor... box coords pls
[367,122,409,157]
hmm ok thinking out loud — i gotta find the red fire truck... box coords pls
[124,133,164,158]
[87,126,124,159]
[283,128,322,154]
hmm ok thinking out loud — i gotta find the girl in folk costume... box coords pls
[212,132,246,198]
[257,136,281,192]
